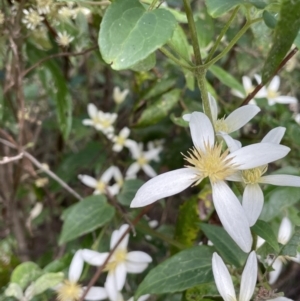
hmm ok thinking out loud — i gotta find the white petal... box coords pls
[242,184,264,226]
[87,103,98,118]
[256,236,265,249]
[208,93,218,122]
[268,76,280,92]
[260,174,300,187]
[144,148,161,161]
[273,95,298,104]
[137,295,150,301]
[81,249,109,266]
[69,250,84,282]
[108,184,120,196]
[182,113,191,122]
[228,143,290,170]
[212,181,252,252]
[268,257,283,284]
[239,251,257,301]
[126,163,140,178]
[242,76,253,91]
[278,217,292,245]
[78,175,97,188]
[130,168,197,208]
[120,127,130,138]
[231,89,245,98]
[126,251,152,263]
[125,261,149,273]
[110,225,129,250]
[189,112,215,151]
[225,105,260,133]
[219,133,241,153]
[113,144,123,152]
[142,164,157,178]
[225,171,243,182]
[105,274,118,301]
[115,262,127,291]
[127,141,141,159]
[261,127,286,144]
[83,286,108,300]
[101,166,117,183]
[82,119,94,126]
[290,252,300,263]
[212,253,236,301]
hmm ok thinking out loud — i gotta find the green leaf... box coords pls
[33,272,64,295]
[260,187,300,222]
[117,179,144,206]
[263,11,277,29]
[141,78,177,100]
[130,53,156,72]
[209,65,244,93]
[136,89,180,127]
[281,226,300,257]
[251,220,279,252]
[195,14,215,48]
[185,282,218,301]
[11,262,42,290]
[59,195,115,244]
[135,246,213,298]
[200,223,247,267]
[262,0,300,82]
[99,0,177,70]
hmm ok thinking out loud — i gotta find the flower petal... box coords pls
[126,251,152,263]
[182,114,191,122]
[69,250,83,282]
[81,249,109,266]
[212,252,236,301]
[273,96,298,104]
[242,184,264,226]
[142,164,157,178]
[218,132,241,152]
[125,261,149,273]
[101,166,117,183]
[115,262,127,291]
[268,75,280,92]
[261,127,286,144]
[110,224,129,250]
[277,217,292,245]
[130,168,197,208]
[212,181,252,252]
[208,93,218,122]
[228,143,290,170]
[78,175,97,188]
[225,171,243,182]
[126,162,140,179]
[87,103,98,118]
[268,257,283,284]
[259,174,300,187]
[225,105,260,133]
[82,119,94,126]
[83,286,108,300]
[105,274,118,301]
[120,127,130,138]
[239,251,257,301]
[189,112,215,151]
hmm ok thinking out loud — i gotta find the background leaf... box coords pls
[281,226,300,257]
[33,272,64,295]
[117,179,144,206]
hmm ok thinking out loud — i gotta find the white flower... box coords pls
[56,31,74,47]
[113,87,129,105]
[223,127,300,226]
[126,142,162,179]
[183,93,260,135]
[130,112,290,252]
[36,0,53,14]
[55,250,106,301]
[147,139,164,162]
[110,127,134,152]
[81,224,152,301]
[78,166,123,196]
[82,103,117,135]
[58,7,76,19]
[22,8,44,30]
[255,75,298,106]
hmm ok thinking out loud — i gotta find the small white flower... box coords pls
[58,7,76,19]
[78,166,123,196]
[81,224,152,301]
[36,0,53,15]
[183,93,260,135]
[113,87,129,105]
[110,127,134,152]
[131,112,290,252]
[147,139,164,162]
[126,142,162,179]
[56,31,74,47]
[22,8,44,30]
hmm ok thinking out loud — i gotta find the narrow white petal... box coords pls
[87,103,98,118]
[105,274,118,301]
[268,257,283,284]
[69,250,84,282]
[115,262,127,290]
[239,251,257,301]
[82,119,94,126]
[116,224,130,250]
[144,148,161,161]
[260,174,300,187]
[108,184,120,196]
[113,167,123,182]
[101,166,117,183]
[208,93,218,122]
[212,181,252,252]
[212,253,236,301]
[120,127,130,138]
[228,143,290,170]
[182,114,191,122]
[113,144,123,152]
[125,261,149,273]
[242,76,253,91]
[273,96,298,104]
[130,168,197,208]
[189,112,215,151]
[242,184,264,226]
[126,251,152,263]
[137,295,150,301]
[225,172,243,182]
[81,249,109,266]
[278,217,292,245]
[126,163,140,178]
[83,286,108,300]
[225,105,260,133]
[218,133,241,152]
[256,236,265,249]
[290,252,300,263]
[78,175,97,188]
[142,164,157,178]
[231,89,245,98]
[110,230,119,250]
[261,127,286,144]
[127,141,141,159]
[268,76,280,92]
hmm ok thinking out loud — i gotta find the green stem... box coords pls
[182,0,202,65]
[206,6,240,63]
[160,47,194,70]
[148,0,159,10]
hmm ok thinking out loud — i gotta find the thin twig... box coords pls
[79,206,153,301]
[0,153,23,164]
[240,47,298,106]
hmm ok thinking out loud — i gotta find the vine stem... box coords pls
[160,47,193,70]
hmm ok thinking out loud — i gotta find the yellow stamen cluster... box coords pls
[242,165,267,184]
[96,181,106,193]
[267,90,279,99]
[104,249,127,272]
[56,280,82,301]
[214,117,229,133]
[116,135,126,146]
[184,142,238,184]
[137,156,148,166]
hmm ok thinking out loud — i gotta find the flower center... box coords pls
[183,142,238,184]
[214,117,229,133]
[104,249,127,272]
[56,280,82,301]
[241,165,267,184]
[96,181,106,193]
[101,119,112,128]
[137,156,148,166]
[116,135,125,146]
[267,89,279,99]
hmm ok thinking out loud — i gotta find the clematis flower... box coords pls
[223,127,300,226]
[113,87,129,105]
[109,127,134,152]
[82,224,152,301]
[22,8,44,30]
[183,93,260,135]
[78,166,123,196]
[130,112,290,252]
[212,252,293,301]
[126,142,162,179]
[55,250,106,301]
